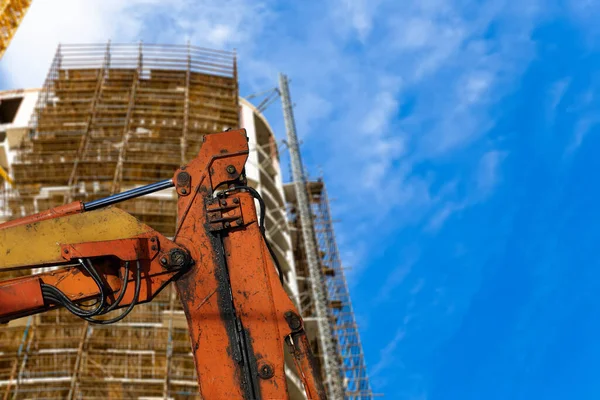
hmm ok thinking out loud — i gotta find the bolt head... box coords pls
[151,245,157,251]
[160,257,168,265]
[221,199,227,206]
[236,218,243,226]
[224,221,231,228]
[285,311,302,331]
[232,197,239,204]
[258,363,274,379]
[181,188,187,195]
[226,165,236,174]
[169,249,190,269]
[177,171,191,185]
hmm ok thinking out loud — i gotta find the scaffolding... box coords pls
[280,74,374,399]
[0,42,238,399]
[9,42,238,235]
[310,182,374,399]
[0,43,374,399]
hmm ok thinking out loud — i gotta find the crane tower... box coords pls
[0,0,32,59]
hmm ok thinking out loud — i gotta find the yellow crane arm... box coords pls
[0,0,32,59]
[0,165,13,185]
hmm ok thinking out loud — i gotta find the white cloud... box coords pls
[376,253,420,303]
[567,116,600,154]
[337,0,382,42]
[426,202,464,232]
[0,0,538,289]
[1,0,145,88]
[426,149,506,232]
[361,90,399,135]
[371,326,406,377]
[0,0,269,89]
[460,72,493,106]
[477,150,506,195]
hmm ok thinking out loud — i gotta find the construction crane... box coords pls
[0,165,13,185]
[0,0,32,59]
[0,129,327,399]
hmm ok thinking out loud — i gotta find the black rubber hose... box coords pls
[84,260,142,325]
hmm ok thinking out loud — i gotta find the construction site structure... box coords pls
[0,42,375,399]
[0,43,306,399]
[279,74,374,399]
[0,88,37,203]
[0,0,31,59]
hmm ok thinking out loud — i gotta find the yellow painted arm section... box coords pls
[0,207,153,271]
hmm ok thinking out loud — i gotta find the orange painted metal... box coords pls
[0,201,84,230]
[173,130,250,399]
[0,234,181,323]
[174,129,325,399]
[173,129,248,237]
[58,234,179,262]
[289,328,328,399]
[0,129,327,399]
[0,277,44,320]
[225,193,326,399]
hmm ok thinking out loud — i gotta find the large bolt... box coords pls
[258,363,274,379]
[226,165,236,174]
[285,311,302,331]
[168,249,190,269]
[177,171,191,185]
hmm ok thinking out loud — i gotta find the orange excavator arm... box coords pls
[0,129,326,400]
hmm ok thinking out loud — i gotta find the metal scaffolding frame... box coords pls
[0,42,238,399]
[279,73,374,399]
[310,182,374,399]
[279,73,346,399]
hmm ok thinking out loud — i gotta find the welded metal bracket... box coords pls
[205,196,244,231]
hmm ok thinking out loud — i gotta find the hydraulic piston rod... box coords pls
[83,179,175,211]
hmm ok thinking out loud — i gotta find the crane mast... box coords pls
[0,0,32,59]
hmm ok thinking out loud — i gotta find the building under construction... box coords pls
[0,43,373,399]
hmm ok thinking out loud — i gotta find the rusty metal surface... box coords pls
[0,129,326,399]
[0,207,152,271]
[0,217,183,322]
[0,201,84,230]
[60,237,159,262]
[173,129,326,399]
[173,130,250,399]
[0,277,44,319]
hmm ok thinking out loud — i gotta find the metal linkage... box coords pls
[279,73,345,399]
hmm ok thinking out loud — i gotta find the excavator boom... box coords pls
[0,129,326,399]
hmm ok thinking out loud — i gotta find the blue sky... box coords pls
[3,1,600,399]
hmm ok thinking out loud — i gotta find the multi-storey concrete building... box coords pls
[0,43,305,399]
[0,43,374,400]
